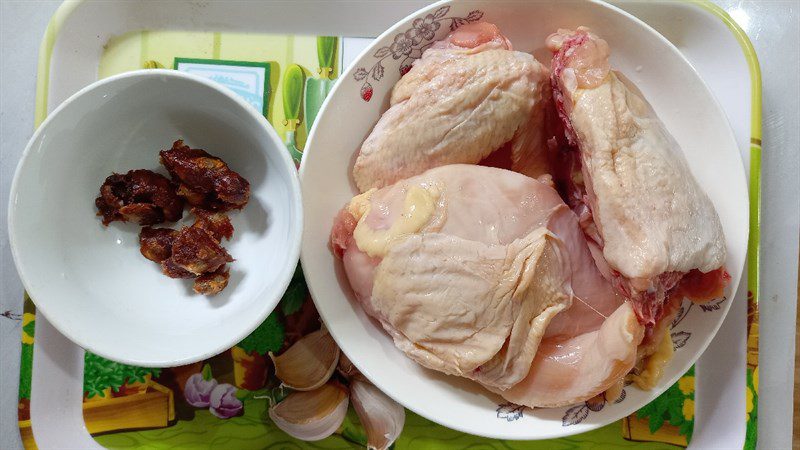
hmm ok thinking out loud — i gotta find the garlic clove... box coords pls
[271,328,339,391]
[268,382,349,441]
[350,376,405,450]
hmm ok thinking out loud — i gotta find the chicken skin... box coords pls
[547,28,727,326]
[352,22,551,191]
[332,165,640,405]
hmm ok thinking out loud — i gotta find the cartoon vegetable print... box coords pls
[232,311,284,390]
[282,64,306,164]
[82,352,161,400]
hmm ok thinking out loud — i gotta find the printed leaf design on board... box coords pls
[83,353,162,399]
[562,404,589,426]
[635,366,695,442]
[280,282,307,316]
[745,366,758,445]
[679,420,694,438]
[282,64,305,124]
[22,319,35,337]
[496,403,524,422]
[19,343,33,401]
[279,265,308,316]
[699,296,727,312]
[237,312,285,355]
[671,331,691,349]
[316,36,338,75]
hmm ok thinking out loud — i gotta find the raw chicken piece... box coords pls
[340,166,621,340]
[332,165,632,399]
[373,229,571,389]
[547,28,728,326]
[352,23,551,191]
[390,22,512,104]
[542,204,620,339]
[491,302,643,408]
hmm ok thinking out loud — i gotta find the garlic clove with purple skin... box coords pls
[350,375,405,450]
[271,328,339,391]
[268,382,349,441]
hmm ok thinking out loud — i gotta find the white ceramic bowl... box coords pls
[301,0,748,440]
[9,69,302,367]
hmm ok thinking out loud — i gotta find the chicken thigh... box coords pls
[352,23,551,191]
[331,165,640,405]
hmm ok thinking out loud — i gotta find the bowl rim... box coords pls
[299,0,747,440]
[7,68,303,368]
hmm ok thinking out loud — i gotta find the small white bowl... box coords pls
[8,69,302,367]
[300,0,747,440]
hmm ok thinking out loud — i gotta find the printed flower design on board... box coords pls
[352,6,484,101]
[635,366,697,441]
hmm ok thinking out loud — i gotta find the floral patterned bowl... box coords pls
[300,0,747,440]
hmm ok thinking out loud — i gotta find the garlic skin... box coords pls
[337,351,358,378]
[271,328,340,391]
[350,376,405,450]
[268,382,349,441]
